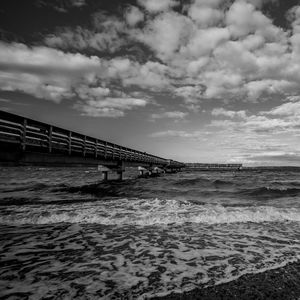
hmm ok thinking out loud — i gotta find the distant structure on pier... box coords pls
[185,163,242,170]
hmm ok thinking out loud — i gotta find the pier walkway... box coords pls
[0,110,184,180]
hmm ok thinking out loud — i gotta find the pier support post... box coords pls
[102,171,108,181]
[116,171,123,181]
[98,165,110,181]
[22,118,27,151]
[116,161,125,181]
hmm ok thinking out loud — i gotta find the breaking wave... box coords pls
[1,199,300,225]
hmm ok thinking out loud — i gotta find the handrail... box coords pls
[0,110,185,167]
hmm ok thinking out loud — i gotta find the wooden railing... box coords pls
[0,110,184,167]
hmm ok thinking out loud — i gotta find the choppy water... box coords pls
[0,167,300,299]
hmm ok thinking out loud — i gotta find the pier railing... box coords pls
[0,110,184,168]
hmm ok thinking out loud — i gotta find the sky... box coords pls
[0,0,300,166]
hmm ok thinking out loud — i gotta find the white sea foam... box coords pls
[1,198,300,225]
[1,217,300,299]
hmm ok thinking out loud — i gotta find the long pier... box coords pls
[0,110,184,180]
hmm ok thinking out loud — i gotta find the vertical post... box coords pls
[104,142,107,159]
[112,144,115,160]
[22,118,27,151]
[117,161,125,180]
[95,139,98,158]
[68,131,72,155]
[49,125,52,153]
[83,135,86,157]
[116,171,123,181]
[102,171,108,181]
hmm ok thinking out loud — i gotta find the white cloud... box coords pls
[0,42,158,117]
[212,108,247,118]
[125,6,144,26]
[262,99,300,116]
[135,11,192,60]
[37,0,87,13]
[226,1,274,39]
[151,111,188,119]
[174,85,205,110]
[245,80,296,100]
[45,13,127,53]
[4,0,300,130]
[70,0,86,7]
[188,3,223,27]
[0,42,101,102]
[121,61,171,89]
[137,0,179,13]
[75,97,148,118]
[182,27,230,57]
[209,104,300,135]
[77,86,110,100]
[39,0,300,109]
[190,0,223,8]
[150,130,203,138]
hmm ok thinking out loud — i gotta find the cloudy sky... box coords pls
[0,0,300,165]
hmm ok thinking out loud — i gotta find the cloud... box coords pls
[151,101,299,164]
[151,111,188,120]
[174,85,205,107]
[0,41,102,102]
[212,108,247,118]
[226,1,277,39]
[150,130,203,138]
[74,97,148,118]
[263,99,300,116]
[0,98,11,103]
[4,0,300,128]
[188,6,223,28]
[183,27,230,58]
[209,103,300,135]
[45,13,127,53]
[189,0,223,8]
[39,0,300,108]
[77,86,110,100]
[135,11,192,61]
[70,0,86,7]
[0,42,157,117]
[137,0,179,13]
[245,153,300,163]
[125,6,144,27]
[37,0,87,13]
[290,6,300,55]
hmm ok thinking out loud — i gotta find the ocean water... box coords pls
[0,167,300,299]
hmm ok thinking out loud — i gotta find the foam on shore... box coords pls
[1,198,300,225]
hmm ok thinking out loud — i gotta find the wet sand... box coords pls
[153,260,300,300]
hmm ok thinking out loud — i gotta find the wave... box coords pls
[173,178,211,186]
[1,199,300,225]
[172,178,234,187]
[57,180,300,200]
[239,187,300,198]
[1,183,68,193]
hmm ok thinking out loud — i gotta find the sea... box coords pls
[0,166,300,299]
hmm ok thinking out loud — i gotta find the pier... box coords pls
[0,110,184,180]
[185,163,242,170]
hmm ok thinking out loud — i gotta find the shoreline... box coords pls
[152,260,300,300]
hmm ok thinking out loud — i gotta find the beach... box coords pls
[154,261,300,299]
